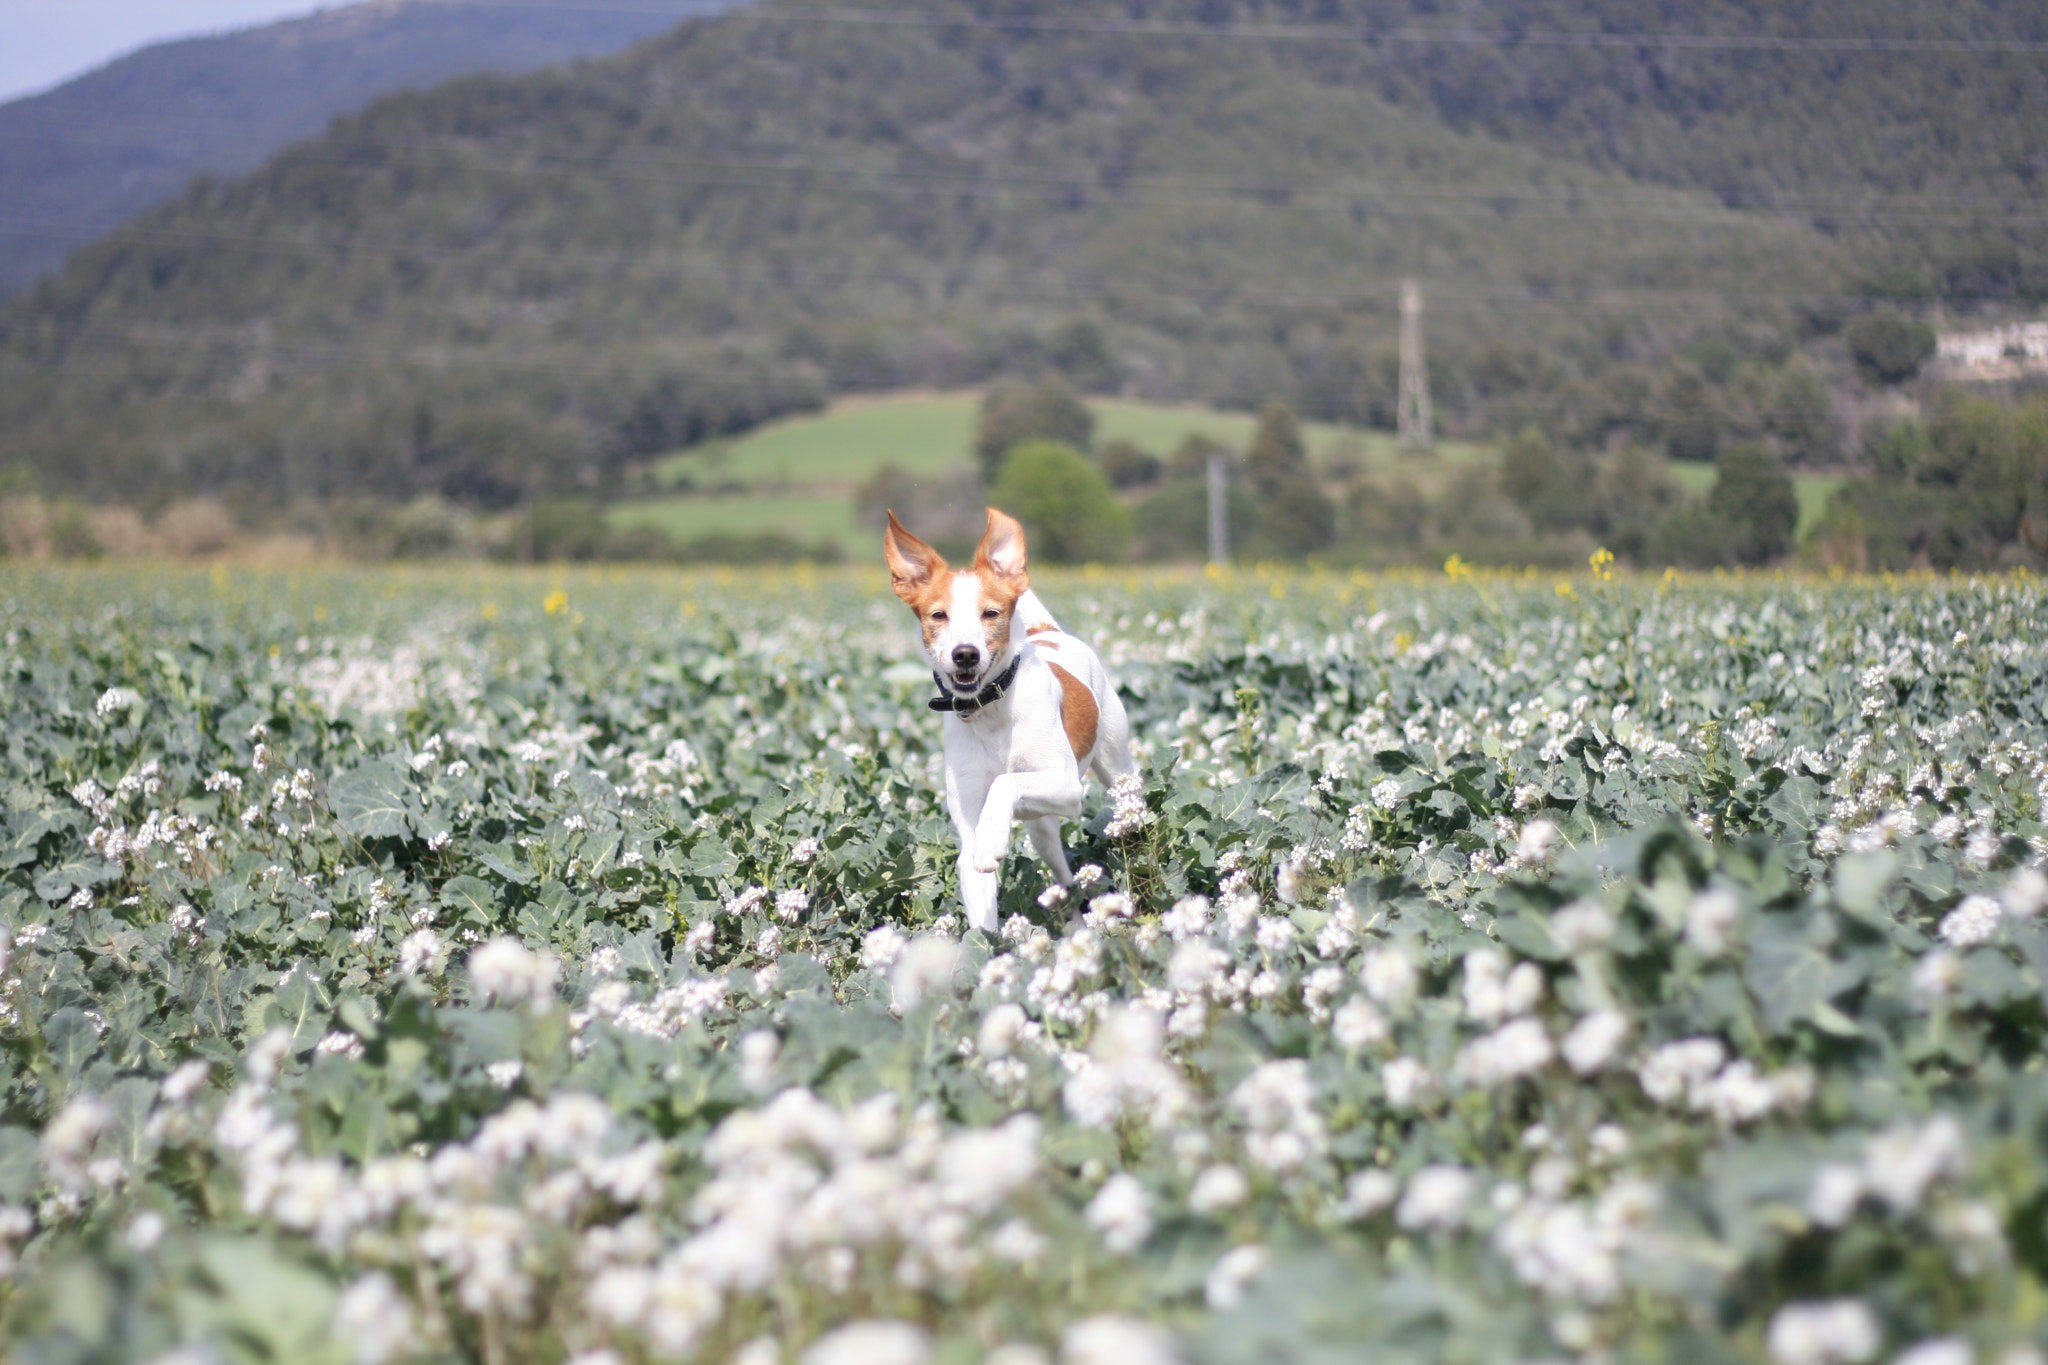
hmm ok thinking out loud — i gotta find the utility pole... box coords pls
[1397,278,1433,451]
[1206,452,1228,566]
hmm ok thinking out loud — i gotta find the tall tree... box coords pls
[974,377,1096,484]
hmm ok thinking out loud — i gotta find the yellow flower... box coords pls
[1555,581,1578,601]
[1444,553,1471,581]
[1589,547,1616,581]
[543,590,568,616]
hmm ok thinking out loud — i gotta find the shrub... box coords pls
[1344,476,1432,554]
[989,440,1131,564]
[1586,444,1680,563]
[48,504,104,560]
[1098,440,1162,490]
[1244,402,1310,499]
[1708,442,1800,564]
[1658,367,1722,463]
[1045,317,1120,392]
[1245,478,1338,560]
[1644,505,1738,568]
[154,498,241,558]
[518,499,612,562]
[1165,433,1233,482]
[1133,477,1257,562]
[1242,402,1336,558]
[974,377,1095,483]
[1499,425,1599,534]
[1845,310,1937,387]
[1767,357,1839,465]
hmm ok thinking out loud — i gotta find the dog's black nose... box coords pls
[951,645,979,670]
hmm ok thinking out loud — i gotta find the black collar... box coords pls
[929,651,1023,714]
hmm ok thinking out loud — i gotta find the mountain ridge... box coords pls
[0,0,726,297]
[1,0,2041,506]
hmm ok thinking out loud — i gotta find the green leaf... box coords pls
[1961,949,2029,1008]
[269,971,325,1049]
[198,1235,347,1365]
[42,1006,100,1077]
[1831,851,1900,923]
[0,1126,38,1200]
[479,852,535,886]
[32,855,119,902]
[1810,1000,1862,1037]
[329,759,416,839]
[1743,910,1864,1036]
[1494,913,1563,962]
[439,874,498,919]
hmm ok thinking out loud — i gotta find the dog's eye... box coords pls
[982,609,999,620]
[930,610,947,622]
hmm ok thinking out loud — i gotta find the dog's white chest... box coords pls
[943,663,1068,774]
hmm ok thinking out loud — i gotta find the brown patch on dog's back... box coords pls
[1047,661,1098,761]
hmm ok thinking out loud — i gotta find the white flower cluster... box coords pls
[590,1092,1045,1354]
[1063,1007,1187,1132]
[468,936,560,1011]
[1806,1114,1970,1226]
[1493,1176,1660,1305]
[1767,1298,1881,1365]
[574,970,731,1043]
[1636,1037,1813,1126]
[1103,772,1150,838]
[1230,1060,1326,1176]
[620,737,702,802]
[74,765,223,874]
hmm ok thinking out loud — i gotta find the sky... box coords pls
[0,2,330,104]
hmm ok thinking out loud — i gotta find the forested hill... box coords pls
[0,0,725,297]
[2,0,2043,508]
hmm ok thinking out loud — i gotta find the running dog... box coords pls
[883,507,1134,932]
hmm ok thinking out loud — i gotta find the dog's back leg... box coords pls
[1089,688,1137,784]
[1025,815,1074,887]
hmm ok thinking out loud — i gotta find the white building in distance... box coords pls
[1936,321,2048,374]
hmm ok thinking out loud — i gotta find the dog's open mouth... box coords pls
[949,666,982,689]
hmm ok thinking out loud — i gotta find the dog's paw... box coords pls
[973,830,1009,874]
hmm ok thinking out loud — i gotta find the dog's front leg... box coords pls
[974,768,1084,876]
[946,764,1000,933]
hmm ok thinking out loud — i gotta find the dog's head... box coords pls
[883,507,1030,695]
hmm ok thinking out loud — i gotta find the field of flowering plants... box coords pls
[2,560,2047,1365]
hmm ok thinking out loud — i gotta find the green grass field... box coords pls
[631,390,1495,555]
[649,390,1489,491]
[624,391,1839,560]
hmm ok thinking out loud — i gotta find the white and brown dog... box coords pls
[884,507,1134,932]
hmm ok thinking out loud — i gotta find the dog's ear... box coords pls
[975,507,1029,582]
[883,510,946,602]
